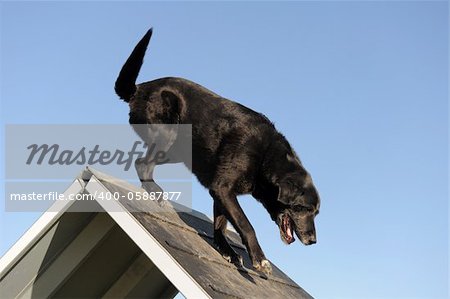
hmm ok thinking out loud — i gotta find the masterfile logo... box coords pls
[4,124,193,212]
[5,124,192,180]
[25,141,169,171]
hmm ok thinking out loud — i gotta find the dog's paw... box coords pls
[141,181,163,194]
[221,252,243,268]
[228,252,244,268]
[141,181,169,207]
[253,259,272,276]
[156,198,170,208]
[214,243,243,268]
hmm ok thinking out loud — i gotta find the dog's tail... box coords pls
[115,28,153,102]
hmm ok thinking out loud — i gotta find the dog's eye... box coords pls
[293,205,311,213]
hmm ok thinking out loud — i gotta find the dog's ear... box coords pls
[277,181,295,206]
[277,179,309,206]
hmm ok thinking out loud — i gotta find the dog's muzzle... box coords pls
[302,234,316,245]
[296,228,317,245]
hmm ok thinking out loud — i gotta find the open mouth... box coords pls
[280,214,295,244]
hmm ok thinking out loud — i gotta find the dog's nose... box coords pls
[307,239,316,245]
[305,233,316,245]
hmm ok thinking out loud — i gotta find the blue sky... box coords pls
[0,1,448,298]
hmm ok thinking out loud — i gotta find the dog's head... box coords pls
[275,169,320,246]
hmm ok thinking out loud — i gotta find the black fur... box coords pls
[116,29,321,275]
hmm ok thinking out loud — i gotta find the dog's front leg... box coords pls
[210,189,272,275]
[213,200,243,267]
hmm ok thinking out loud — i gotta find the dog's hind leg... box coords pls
[213,200,243,267]
[135,157,162,193]
[133,124,179,205]
[210,188,272,275]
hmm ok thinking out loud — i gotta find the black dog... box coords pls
[115,29,320,275]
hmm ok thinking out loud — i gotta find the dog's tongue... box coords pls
[286,225,294,243]
[284,216,295,244]
[286,225,293,239]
